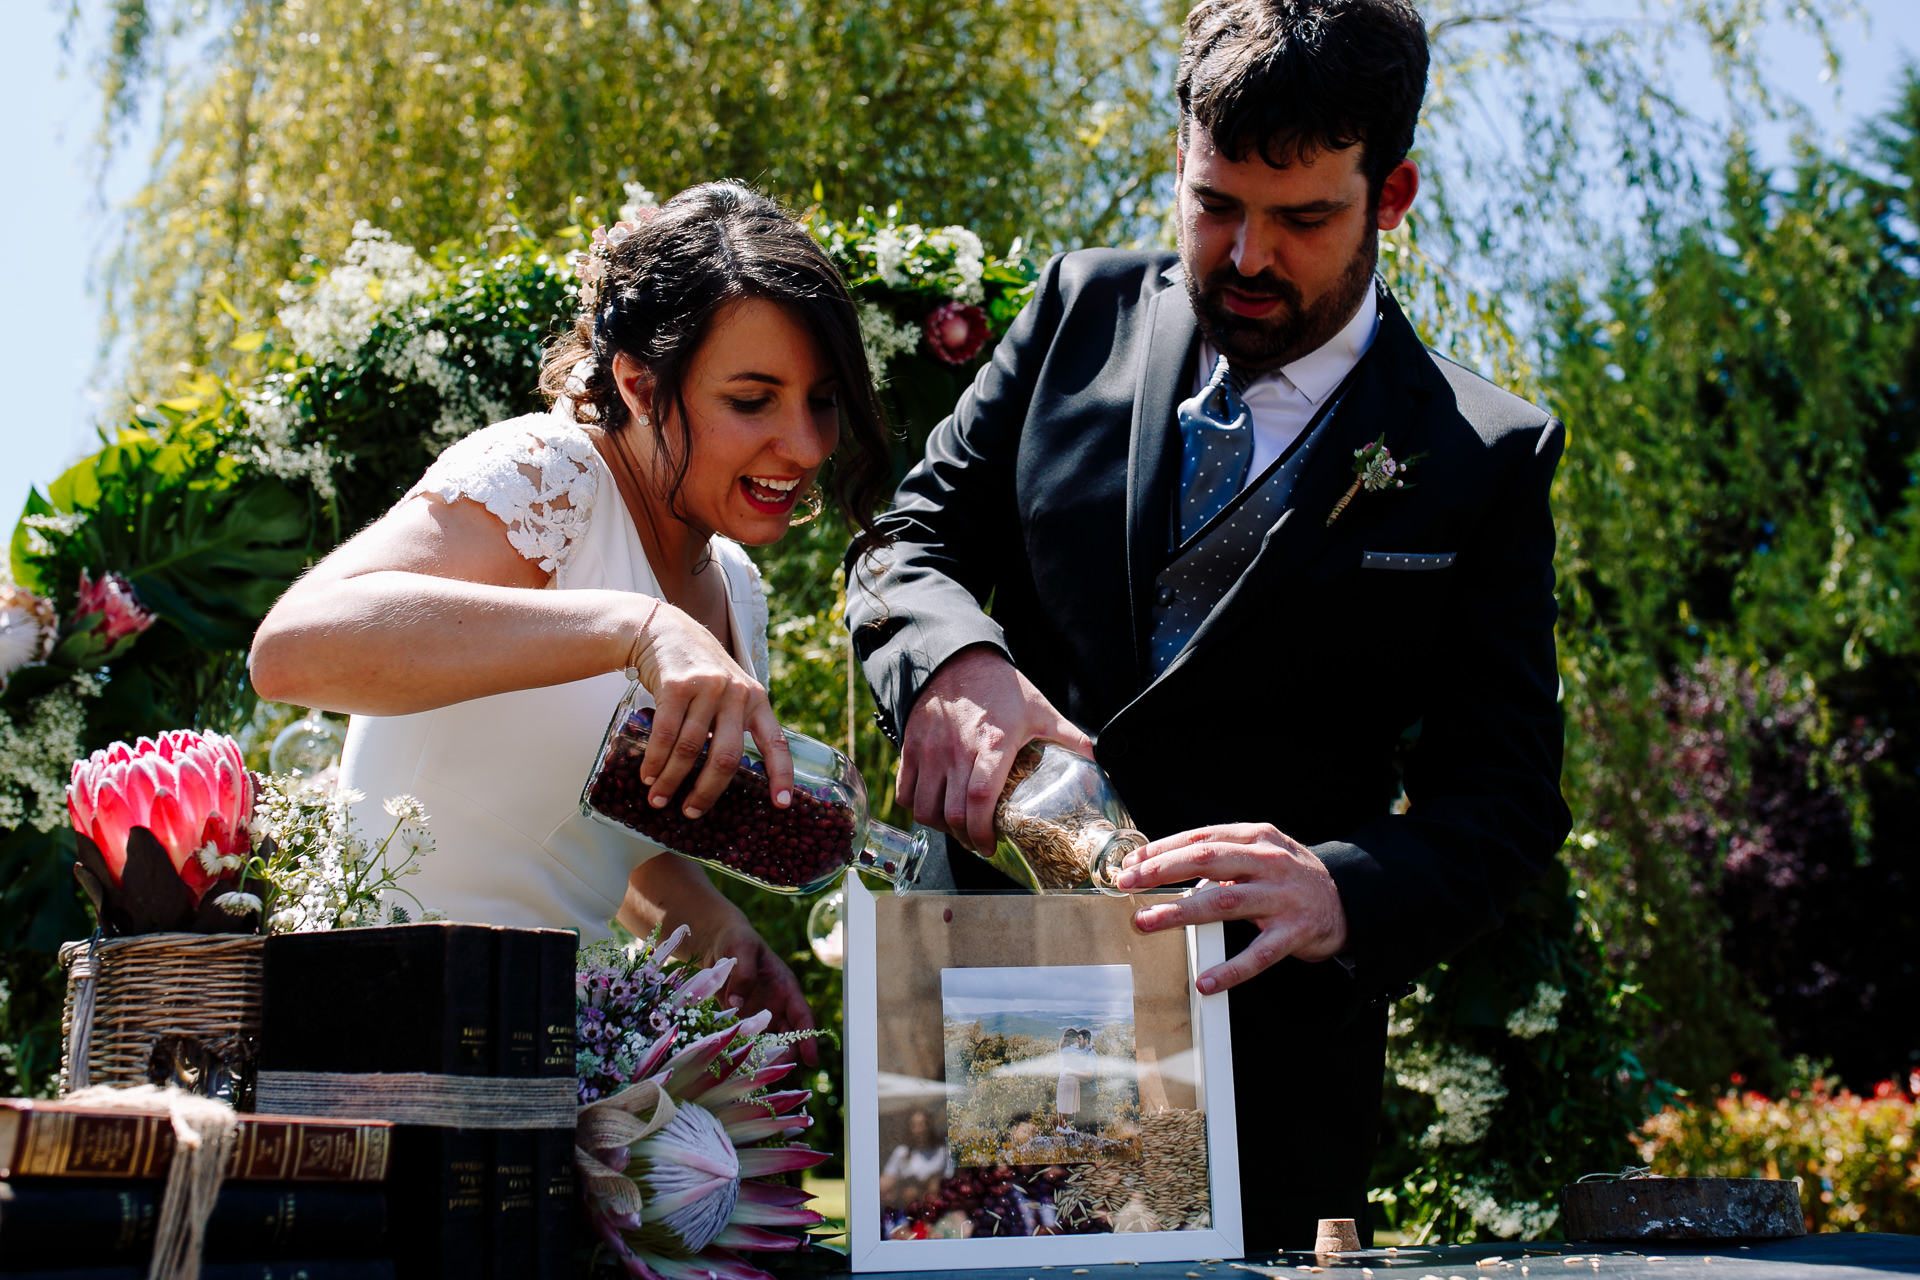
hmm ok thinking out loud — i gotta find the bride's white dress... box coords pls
[338,409,771,938]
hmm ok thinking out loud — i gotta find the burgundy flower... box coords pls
[924,301,989,366]
[74,570,156,644]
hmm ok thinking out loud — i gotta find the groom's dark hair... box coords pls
[1177,0,1429,200]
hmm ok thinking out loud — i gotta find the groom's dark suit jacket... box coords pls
[848,250,1571,1249]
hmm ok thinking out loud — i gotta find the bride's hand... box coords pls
[621,856,820,1067]
[630,599,796,818]
[706,916,820,1068]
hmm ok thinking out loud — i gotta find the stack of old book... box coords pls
[0,1095,395,1278]
[255,923,580,1280]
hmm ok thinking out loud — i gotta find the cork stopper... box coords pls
[1314,1218,1361,1254]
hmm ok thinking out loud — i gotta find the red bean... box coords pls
[585,713,857,892]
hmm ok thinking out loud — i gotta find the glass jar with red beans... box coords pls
[580,679,929,895]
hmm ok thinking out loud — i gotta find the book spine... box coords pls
[0,1181,388,1267]
[255,923,499,1280]
[489,930,541,1275]
[533,929,579,1278]
[0,1111,391,1182]
[390,925,495,1280]
[0,1261,395,1280]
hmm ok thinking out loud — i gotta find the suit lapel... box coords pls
[1124,272,1199,677]
[1146,286,1435,690]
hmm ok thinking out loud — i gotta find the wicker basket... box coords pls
[58,933,265,1101]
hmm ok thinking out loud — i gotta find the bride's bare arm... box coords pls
[250,493,795,814]
[250,494,636,716]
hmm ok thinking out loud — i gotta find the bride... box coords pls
[249,181,893,1043]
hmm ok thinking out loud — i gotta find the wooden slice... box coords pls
[1563,1177,1804,1241]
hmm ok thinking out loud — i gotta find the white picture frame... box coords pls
[842,872,1244,1271]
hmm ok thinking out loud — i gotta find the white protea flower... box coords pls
[868,225,912,286]
[579,1004,827,1280]
[625,1101,742,1256]
[0,585,58,689]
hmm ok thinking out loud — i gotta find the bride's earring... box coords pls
[636,412,651,427]
[789,484,825,526]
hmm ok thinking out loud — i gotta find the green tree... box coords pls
[78,0,1854,415]
[1547,75,1920,1093]
[93,0,1179,408]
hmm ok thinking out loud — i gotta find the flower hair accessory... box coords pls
[574,215,655,313]
[1326,435,1425,527]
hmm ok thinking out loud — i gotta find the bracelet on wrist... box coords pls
[623,597,665,681]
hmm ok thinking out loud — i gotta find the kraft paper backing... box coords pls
[874,893,1198,1120]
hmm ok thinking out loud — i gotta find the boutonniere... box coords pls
[1326,436,1425,527]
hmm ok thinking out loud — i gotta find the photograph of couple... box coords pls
[941,964,1143,1167]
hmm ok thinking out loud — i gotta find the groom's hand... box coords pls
[1115,823,1350,994]
[898,643,1095,852]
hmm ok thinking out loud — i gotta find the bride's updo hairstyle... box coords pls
[541,180,893,540]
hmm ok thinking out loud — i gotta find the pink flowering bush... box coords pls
[1636,1071,1920,1233]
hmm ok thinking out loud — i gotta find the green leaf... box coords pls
[14,434,312,651]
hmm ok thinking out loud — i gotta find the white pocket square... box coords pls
[1363,551,1457,571]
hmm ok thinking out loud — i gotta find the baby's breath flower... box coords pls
[249,776,437,933]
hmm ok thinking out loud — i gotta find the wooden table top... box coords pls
[783,1233,1920,1280]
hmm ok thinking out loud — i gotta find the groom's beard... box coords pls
[1184,223,1378,374]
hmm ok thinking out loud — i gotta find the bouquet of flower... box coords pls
[65,727,436,937]
[575,927,829,1280]
[243,775,438,932]
[805,206,1036,378]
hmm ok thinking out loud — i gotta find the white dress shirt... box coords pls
[1196,293,1381,490]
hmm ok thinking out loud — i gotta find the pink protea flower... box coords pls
[68,730,254,895]
[924,301,989,366]
[73,570,156,644]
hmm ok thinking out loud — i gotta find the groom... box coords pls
[848,0,1570,1250]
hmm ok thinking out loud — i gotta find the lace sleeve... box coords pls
[405,416,599,577]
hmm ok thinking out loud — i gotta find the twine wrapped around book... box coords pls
[255,1070,577,1128]
[64,1084,240,1280]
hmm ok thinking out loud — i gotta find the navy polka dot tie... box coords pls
[1176,355,1254,546]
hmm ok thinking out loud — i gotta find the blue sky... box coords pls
[5,2,1918,533]
[941,963,1135,1021]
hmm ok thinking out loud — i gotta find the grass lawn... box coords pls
[804,1174,849,1247]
